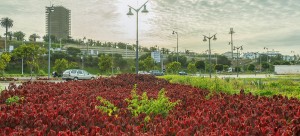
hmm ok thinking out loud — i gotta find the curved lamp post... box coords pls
[46,5,54,79]
[229,28,235,59]
[233,46,243,77]
[172,31,179,62]
[203,34,217,78]
[127,1,149,74]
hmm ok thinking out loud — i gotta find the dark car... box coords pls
[149,70,164,76]
[179,71,187,75]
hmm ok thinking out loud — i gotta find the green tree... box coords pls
[261,62,270,70]
[166,62,181,74]
[195,61,205,72]
[29,33,40,42]
[98,54,112,74]
[187,63,197,74]
[139,52,151,61]
[66,47,81,57]
[141,56,155,71]
[248,64,255,72]
[13,31,26,41]
[0,17,13,52]
[53,58,69,75]
[0,53,11,76]
[7,31,13,40]
[43,34,57,43]
[217,55,231,66]
[112,54,128,72]
[223,65,229,72]
[12,44,46,77]
[215,64,223,72]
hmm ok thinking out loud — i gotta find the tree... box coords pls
[195,61,205,71]
[139,52,151,61]
[53,58,69,75]
[215,64,223,72]
[166,62,181,74]
[261,62,270,70]
[0,53,11,76]
[141,56,155,71]
[98,54,112,74]
[12,44,46,77]
[248,64,255,72]
[217,55,231,66]
[187,63,197,74]
[13,31,26,41]
[7,31,13,40]
[0,17,13,52]
[43,34,57,43]
[66,47,81,57]
[29,33,40,42]
[112,54,128,72]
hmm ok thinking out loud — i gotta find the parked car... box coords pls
[149,70,164,76]
[62,69,96,81]
[138,71,150,75]
[179,71,187,75]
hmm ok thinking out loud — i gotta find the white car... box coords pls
[62,69,96,81]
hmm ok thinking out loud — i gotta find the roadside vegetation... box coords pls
[162,75,300,99]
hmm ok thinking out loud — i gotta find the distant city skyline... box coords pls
[0,0,299,55]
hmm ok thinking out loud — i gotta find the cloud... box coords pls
[0,0,299,55]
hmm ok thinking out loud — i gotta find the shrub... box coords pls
[5,95,24,105]
[126,84,180,117]
[95,96,118,116]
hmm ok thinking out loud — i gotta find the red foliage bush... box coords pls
[1,74,300,135]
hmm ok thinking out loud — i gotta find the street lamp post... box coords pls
[233,46,243,77]
[254,52,258,76]
[127,1,149,74]
[203,33,217,78]
[291,51,295,65]
[229,28,235,60]
[264,47,269,74]
[46,5,54,79]
[172,31,179,62]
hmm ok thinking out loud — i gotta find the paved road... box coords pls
[0,77,64,90]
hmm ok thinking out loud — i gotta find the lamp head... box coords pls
[50,6,54,12]
[127,8,134,16]
[213,35,217,41]
[141,5,149,13]
[203,36,207,42]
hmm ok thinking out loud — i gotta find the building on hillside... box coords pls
[222,51,238,59]
[46,6,71,40]
[262,50,281,57]
[282,55,295,61]
[242,52,260,59]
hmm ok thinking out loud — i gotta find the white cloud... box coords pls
[0,0,299,55]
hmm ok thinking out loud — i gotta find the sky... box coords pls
[0,0,299,55]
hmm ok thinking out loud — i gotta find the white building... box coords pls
[242,52,260,59]
[222,51,238,59]
[274,65,300,75]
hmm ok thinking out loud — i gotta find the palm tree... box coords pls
[29,33,40,42]
[0,17,14,52]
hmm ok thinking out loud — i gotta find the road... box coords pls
[0,77,64,90]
